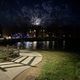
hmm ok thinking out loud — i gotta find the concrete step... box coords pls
[21,56,34,64]
[0,51,42,80]
[14,56,27,63]
[20,52,42,57]
[1,63,23,68]
[30,57,42,66]
[20,50,32,53]
[0,62,14,66]
[12,56,23,62]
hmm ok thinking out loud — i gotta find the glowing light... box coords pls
[31,17,41,26]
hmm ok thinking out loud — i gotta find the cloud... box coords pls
[0,0,74,26]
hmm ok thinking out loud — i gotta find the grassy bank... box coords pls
[37,51,80,80]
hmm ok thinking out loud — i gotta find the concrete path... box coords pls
[0,50,42,80]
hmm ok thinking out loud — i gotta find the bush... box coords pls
[0,48,20,62]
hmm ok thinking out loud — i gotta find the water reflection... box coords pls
[17,40,66,50]
[63,40,66,49]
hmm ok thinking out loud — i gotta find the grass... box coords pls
[37,51,80,80]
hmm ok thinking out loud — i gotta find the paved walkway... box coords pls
[0,50,42,80]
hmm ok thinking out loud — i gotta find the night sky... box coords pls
[0,0,80,27]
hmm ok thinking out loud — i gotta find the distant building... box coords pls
[0,25,80,51]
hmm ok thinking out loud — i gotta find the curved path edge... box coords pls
[0,50,42,80]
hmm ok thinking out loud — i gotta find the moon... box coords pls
[31,17,41,26]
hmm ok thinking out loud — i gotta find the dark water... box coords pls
[0,38,80,52]
[15,40,80,52]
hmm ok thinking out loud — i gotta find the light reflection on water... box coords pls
[17,40,66,50]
